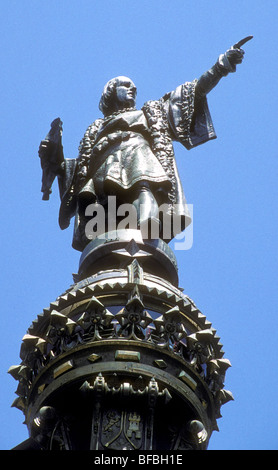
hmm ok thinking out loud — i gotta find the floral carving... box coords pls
[185,329,215,374]
[77,296,114,341]
[45,311,81,356]
[151,306,187,350]
[115,288,153,339]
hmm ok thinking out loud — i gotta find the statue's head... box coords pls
[99,76,137,117]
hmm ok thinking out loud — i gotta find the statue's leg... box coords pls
[132,182,160,238]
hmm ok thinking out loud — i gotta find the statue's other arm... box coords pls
[38,118,64,200]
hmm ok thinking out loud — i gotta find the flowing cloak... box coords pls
[58,80,216,251]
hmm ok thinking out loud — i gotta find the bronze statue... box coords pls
[39,37,252,252]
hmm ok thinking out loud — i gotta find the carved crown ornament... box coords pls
[9,264,233,427]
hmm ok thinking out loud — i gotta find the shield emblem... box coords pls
[100,408,143,450]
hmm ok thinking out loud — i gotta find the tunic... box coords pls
[79,110,172,201]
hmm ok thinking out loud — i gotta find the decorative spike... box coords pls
[42,307,52,315]
[36,338,48,354]
[218,389,234,405]
[186,333,198,348]
[86,296,105,310]
[49,311,68,325]
[18,365,31,381]
[11,397,26,412]
[67,291,77,300]
[15,382,27,398]
[21,334,40,345]
[65,318,78,335]
[153,315,164,328]
[75,287,87,297]
[216,358,232,371]
[182,303,192,313]
[165,305,180,315]
[7,365,22,380]
[196,329,215,342]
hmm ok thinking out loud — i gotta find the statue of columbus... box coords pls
[39,37,252,251]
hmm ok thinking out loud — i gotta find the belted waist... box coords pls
[92,131,147,156]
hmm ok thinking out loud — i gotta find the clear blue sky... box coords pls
[1,0,277,450]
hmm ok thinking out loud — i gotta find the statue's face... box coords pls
[115,77,137,108]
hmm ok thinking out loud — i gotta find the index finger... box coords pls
[232,35,253,49]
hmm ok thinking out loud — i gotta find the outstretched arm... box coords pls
[195,36,252,98]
